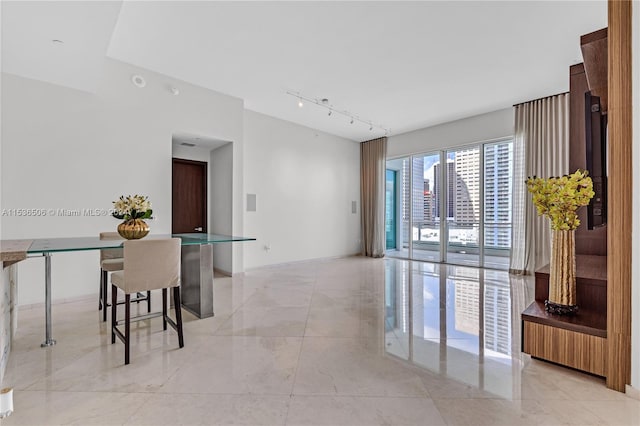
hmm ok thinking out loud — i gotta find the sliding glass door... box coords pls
[446,147,480,267]
[483,141,513,269]
[386,139,513,269]
[385,170,397,250]
[386,157,409,256]
[411,153,441,262]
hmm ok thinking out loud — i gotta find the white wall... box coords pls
[387,108,514,158]
[243,110,361,269]
[172,144,211,164]
[210,143,233,274]
[1,59,244,305]
[631,0,640,391]
[0,28,6,380]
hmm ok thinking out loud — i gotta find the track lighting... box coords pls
[287,91,390,135]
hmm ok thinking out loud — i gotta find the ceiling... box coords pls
[2,1,607,141]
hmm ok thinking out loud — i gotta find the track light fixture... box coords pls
[287,91,390,135]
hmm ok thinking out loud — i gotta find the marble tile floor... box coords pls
[1,256,639,425]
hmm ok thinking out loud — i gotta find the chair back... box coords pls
[122,238,181,293]
[100,232,124,261]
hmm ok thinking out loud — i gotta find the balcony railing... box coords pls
[400,220,512,256]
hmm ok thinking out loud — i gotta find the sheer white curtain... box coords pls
[360,137,387,258]
[510,94,570,274]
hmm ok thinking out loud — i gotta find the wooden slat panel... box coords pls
[606,0,633,392]
[581,28,609,112]
[524,321,607,377]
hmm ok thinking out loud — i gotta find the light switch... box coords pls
[352,201,357,214]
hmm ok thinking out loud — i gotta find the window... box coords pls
[385,139,513,269]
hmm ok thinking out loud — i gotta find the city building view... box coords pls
[386,140,513,269]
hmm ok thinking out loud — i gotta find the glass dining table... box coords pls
[25,233,255,347]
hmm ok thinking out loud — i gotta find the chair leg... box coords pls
[162,288,168,331]
[147,291,151,313]
[125,293,130,365]
[102,270,108,322]
[173,286,184,348]
[111,284,117,344]
[99,269,103,310]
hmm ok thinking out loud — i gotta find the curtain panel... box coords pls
[360,137,387,258]
[510,93,570,274]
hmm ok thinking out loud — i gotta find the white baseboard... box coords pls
[213,267,232,277]
[18,293,95,311]
[625,384,640,400]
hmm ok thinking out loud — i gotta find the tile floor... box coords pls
[1,257,639,425]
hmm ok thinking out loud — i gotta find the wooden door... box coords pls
[172,158,207,233]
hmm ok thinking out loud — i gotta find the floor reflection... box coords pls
[384,258,534,399]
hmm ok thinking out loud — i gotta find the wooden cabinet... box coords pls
[522,255,607,376]
[521,26,611,382]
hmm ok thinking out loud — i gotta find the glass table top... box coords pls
[26,233,256,253]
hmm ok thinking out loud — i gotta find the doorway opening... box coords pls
[172,158,207,234]
[171,132,234,274]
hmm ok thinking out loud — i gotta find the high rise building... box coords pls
[402,157,425,223]
[433,160,455,220]
[412,157,425,224]
[454,148,480,224]
[400,157,425,245]
[423,179,434,222]
[401,159,410,222]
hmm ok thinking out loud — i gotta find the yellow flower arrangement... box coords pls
[525,169,595,230]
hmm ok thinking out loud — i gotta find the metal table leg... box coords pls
[180,244,214,318]
[41,252,56,347]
